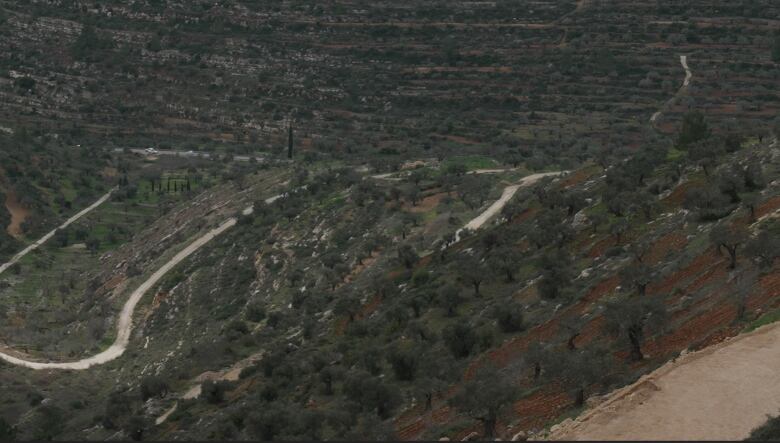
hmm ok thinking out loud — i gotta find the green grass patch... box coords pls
[666,148,686,162]
[442,155,499,171]
[744,308,780,333]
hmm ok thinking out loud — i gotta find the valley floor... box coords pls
[547,320,780,440]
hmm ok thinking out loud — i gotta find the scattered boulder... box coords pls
[462,431,480,441]
[511,430,528,441]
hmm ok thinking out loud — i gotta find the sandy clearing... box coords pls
[547,321,780,440]
[0,188,116,277]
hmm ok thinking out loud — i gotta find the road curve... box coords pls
[680,55,692,87]
[0,188,116,276]
[547,320,780,440]
[0,193,278,370]
[650,55,692,125]
[453,171,563,242]
[0,216,238,369]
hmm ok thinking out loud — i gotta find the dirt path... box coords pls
[0,188,116,276]
[547,321,780,440]
[4,191,30,238]
[453,171,563,242]
[650,55,692,125]
[0,192,280,370]
[680,55,692,87]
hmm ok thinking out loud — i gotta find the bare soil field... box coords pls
[548,321,780,440]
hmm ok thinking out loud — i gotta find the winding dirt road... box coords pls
[0,169,553,370]
[650,55,692,125]
[680,55,692,87]
[547,321,780,440]
[0,193,279,370]
[454,171,563,242]
[0,188,116,276]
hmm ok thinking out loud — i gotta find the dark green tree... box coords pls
[709,222,750,269]
[442,323,477,359]
[488,246,522,282]
[493,301,525,333]
[32,405,64,441]
[604,297,667,361]
[745,226,780,269]
[544,346,612,407]
[397,244,419,269]
[619,262,654,296]
[676,111,710,149]
[0,418,16,441]
[140,375,169,401]
[449,364,517,439]
[456,254,488,296]
[438,284,463,317]
[537,250,573,300]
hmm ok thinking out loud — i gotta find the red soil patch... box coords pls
[756,195,780,219]
[683,260,728,295]
[4,190,30,238]
[151,291,169,310]
[101,167,119,179]
[334,294,383,335]
[646,250,723,297]
[437,134,481,145]
[586,235,616,258]
[464,317,561,380]
[342,250,381,285]
[510,207,539,224]
[577,275,620,312]
[415,254,433,271]
[403,192,447,213]
[661,181,701,207]
[644,302,737,358]
[397,420,426,440]
[750,263,780,311]
[559,168,594,189]
[96,274,126,296]
[645,232,688,265]
[513,386,573,431]
[464,274,619,379]
[573,316,606,348]
[691,325,742,352]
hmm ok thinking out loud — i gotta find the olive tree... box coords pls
[449,364,517,439]
[604,297,667,361]
[709,222,750,269]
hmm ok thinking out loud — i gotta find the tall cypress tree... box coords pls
[287,121,294,159]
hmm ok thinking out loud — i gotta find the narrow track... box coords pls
[0,188,116,276]
[650,55,692,125]
[0,192,279,370]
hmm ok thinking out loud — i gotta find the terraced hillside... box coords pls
[1,120,779,440]
[1,1,778,166]
[1,1,780,441]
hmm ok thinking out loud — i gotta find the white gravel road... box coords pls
[453,171,563,242]
[0,192,281,370]
[0,188,116,276]
[650,55,692,124]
